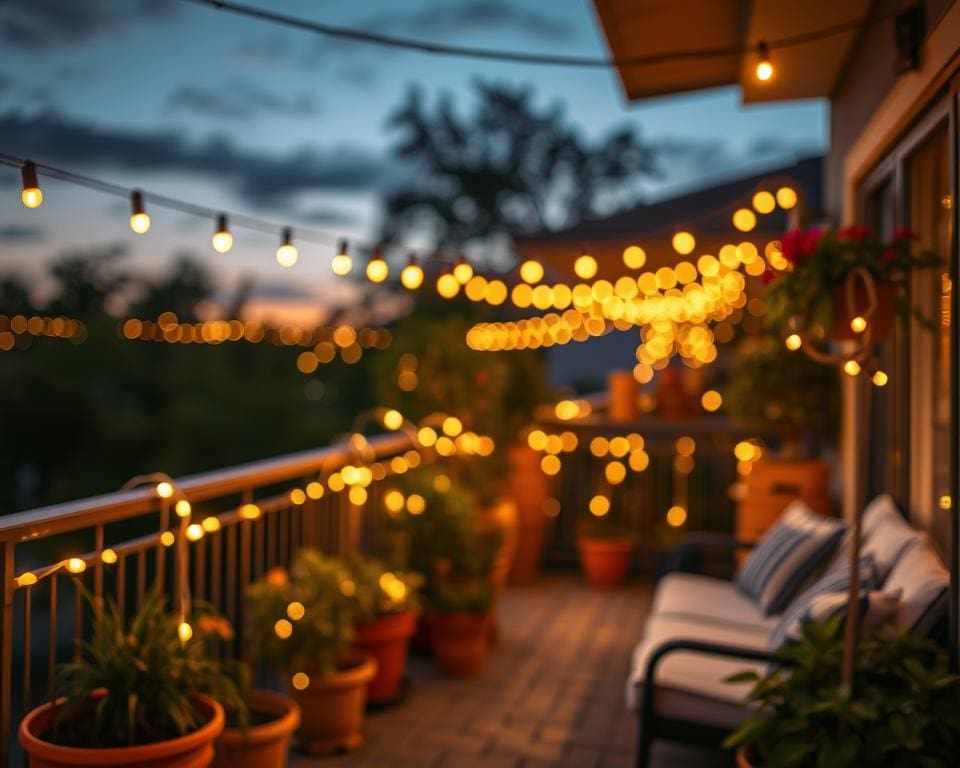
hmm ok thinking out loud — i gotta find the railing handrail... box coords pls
[0,431,414,544]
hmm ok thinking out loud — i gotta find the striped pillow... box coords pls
[770,590,901,648]
[884,538,950,635]
[861,497,923,581]
[769,555,878,647]
[736,502,847,616]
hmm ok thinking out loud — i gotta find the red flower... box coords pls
[883,247,897,262]
[838,225,872,241]
[761,268,777,285]
[892,227,915,240]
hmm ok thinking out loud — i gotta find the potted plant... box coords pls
[348,556,422,704]
[763,226,941,342]
[212,688,300,768]
[19,588,244,768]
[245,551,377,755]
[576,500,635,588]
[725,616,960,767]
[426,575,494,677]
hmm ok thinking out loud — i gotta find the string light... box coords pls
[623,245,646,269]
[276,227,298,267]
[850,316,867,333]
[332,239,351,276]
[785,334,803,351]
[672,231,695,255]
[574,251,598,280]
[453,255,474,284]
[776,186,798,209]
[212,213,233,254]
[843,359,861,376]
[156,481,174,499]
[732,208,757,232]
[366,248,389,283]
[872,370,889,387]
[20,161,42,208]
[175,499,192,517]
[520,259,544,284]
[436,269,460,298]
[755,41,773,81]
[178,621,193,643]
[400,254,424,290]
[129,190,151,234]
[66,558,86,574]
[752,190,776,214]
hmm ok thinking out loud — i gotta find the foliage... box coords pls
[724,615,960,767]
[51,586,246,748]
[763,227,942,332]
[348,554,423,621]
[431,575,493,614]
[384,81,656,251]
[245,550,358,677]
[724,334,839,452]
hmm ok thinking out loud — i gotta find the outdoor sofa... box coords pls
[626,494,951,768]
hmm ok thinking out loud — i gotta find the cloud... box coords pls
[0,0,177,51]
[0,224,47,242]
[232,36,293,68]
[300,208,361,227]
[0,110,408,209]
[168,80,319,120]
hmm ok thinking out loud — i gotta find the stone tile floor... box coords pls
[292,575,732,768]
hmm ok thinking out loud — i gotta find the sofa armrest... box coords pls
[664,533,755,579]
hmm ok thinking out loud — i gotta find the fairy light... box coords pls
[274,619,293,638]
[406,494,426,515]
[574,251,598,280]
[732,208,756,232]
[589,495,610,517]
[755,41,773,81]
[666,505,688,527]
[16,572,38,587]
[276,227,298,267]
[101,548,118,564]
[201,516,221,532]
[178,621,193,642]
[843,359,861,376]
[175,499,192,518]
[291,672,310,690]
[67,558,86,574]
[785,334,802,351]
[400,254,424,290]
[186,524,204,542]
[752,190,776,214]
[287,601,305,620]
[20,161,42,208]
[160,531,175,547]
[382,408,403,430]
[776,186,798,209]
[850,316,867,333]
[623,245,646,269]
[520,259,544,284]
[129,190,151,234]
[156,481,174,499]
[672,231,695,255]
[240,503,261,520]
[701,390,722,412]
[453,255,474,284]
[441,416,463,437]
[212,214,233,253]
[366,249,389,283]
[331,239,351,276]
[436,270,460,298]
[872,370,889,387]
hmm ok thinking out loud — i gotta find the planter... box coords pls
[831,281,895,341]
[478,497,518,594]
[427,611,490,677]
[213,690,299,768]
[352,610,417,704]
[288,650,377,755]
[576,536,635,588]
[20,693,223,768]
[506,443,551,583]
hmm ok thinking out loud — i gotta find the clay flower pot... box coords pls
[352,610,417,704]
[288,650,377,755]
[577,536,635,588]
[19,693,223,768]
[831,281,895,341]
[505,443,551,583]
[213,690,300,768]
[427,611,490,677]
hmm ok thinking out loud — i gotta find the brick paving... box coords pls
[291,575,731,768]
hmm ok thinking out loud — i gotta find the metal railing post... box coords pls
[0,541,14,768]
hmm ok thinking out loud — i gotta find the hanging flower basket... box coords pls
[830,280,896,341]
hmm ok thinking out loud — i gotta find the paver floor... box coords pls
[292,575,732,768]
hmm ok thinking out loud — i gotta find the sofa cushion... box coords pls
[884,537,950,634]
[860,495,923,581]
[625,616,769,727]
[736,502,847,616]
[652,572,778,634]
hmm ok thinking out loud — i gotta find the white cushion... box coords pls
[884,538,949,633]
[772,589,900,647]
[860,495,923,580]
[625,616,770,727]
[652,572,778,633]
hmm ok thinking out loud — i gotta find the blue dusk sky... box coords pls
[0,0,826,304]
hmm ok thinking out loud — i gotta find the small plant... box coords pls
[724,615,960,767]
[763,226,941,331]
[348,555,423,622]
[431,575,493,614]
[245,550,357,677]
[51,586,245,748]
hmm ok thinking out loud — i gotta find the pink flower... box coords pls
[838,225,872,240]
[893,227,915,240]
[780,227,822,265]
[761,269,777,285]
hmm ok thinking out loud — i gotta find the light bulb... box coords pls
[400,255,424,290]
[437,271,460,298]
[20,161,42,208]
[732,208,756,232]
[776,186,798,209]
[129,190,150,234]
[366,250,388,283]
[672,231,695,255]
[178,622,193,643]
[519,259,544,284]
[872,370,889,387]
[331,239,351,276]
[785,334,802,351]
[755,42,773,81]
[574,252,597,280]
[752,190,776,214]
[452,256,473,284]
[212,214,233,253]
[843,360,861,377]
[276,227,298,267]
[850,316,867,333]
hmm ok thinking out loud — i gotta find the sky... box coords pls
[0,0,828,304]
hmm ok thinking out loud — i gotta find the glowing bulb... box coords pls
[400,256,424,290]
[201,516,221,533]
[755,42,773,81]
[785,334,802,351]
[178,622,193,643]
[366,250,389,283]
[20,161,42,208]
[453,256,473,284]
[331,239,351,276]
[843,360,861,377]
[16,572,38,587]
[623,245,646,269]
[287,601,305,620]
[101,548,118,564]
[666,505,688,527]
[442,416,463,437]
[436,271,460,298]
[753,190,776,214]
[383,409,403,430]
[672,231,695,255]
[66,558,86,574]
[186,524,203,542]
[160,531,175,547]
[129,190,150,234]
[850,316,867,333]
[156,481,174,499]
[732,208,756,232]
[276,227,298,267]
[291,672,310,690]
[240,503,261,520]
[872,370,889,387]
[212,214,233,253]
[701,390,722,412]
[175,499,191,518]
[589,495,610,517]
[274,619,293,639]
[574,252,597,280]
[776,187,798,209]
[519,259,544,284]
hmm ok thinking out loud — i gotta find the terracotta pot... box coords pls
[576,536,635,588]
[831,281,895,341]
[213,690,299,768]
[288,650,376,755]
[478,497,518,594]
[427,611,490,677]
[505,443,551,583]
[351,610,416,703]
[20,693,223,768]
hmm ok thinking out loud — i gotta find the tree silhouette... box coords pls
[383,81,657,252]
